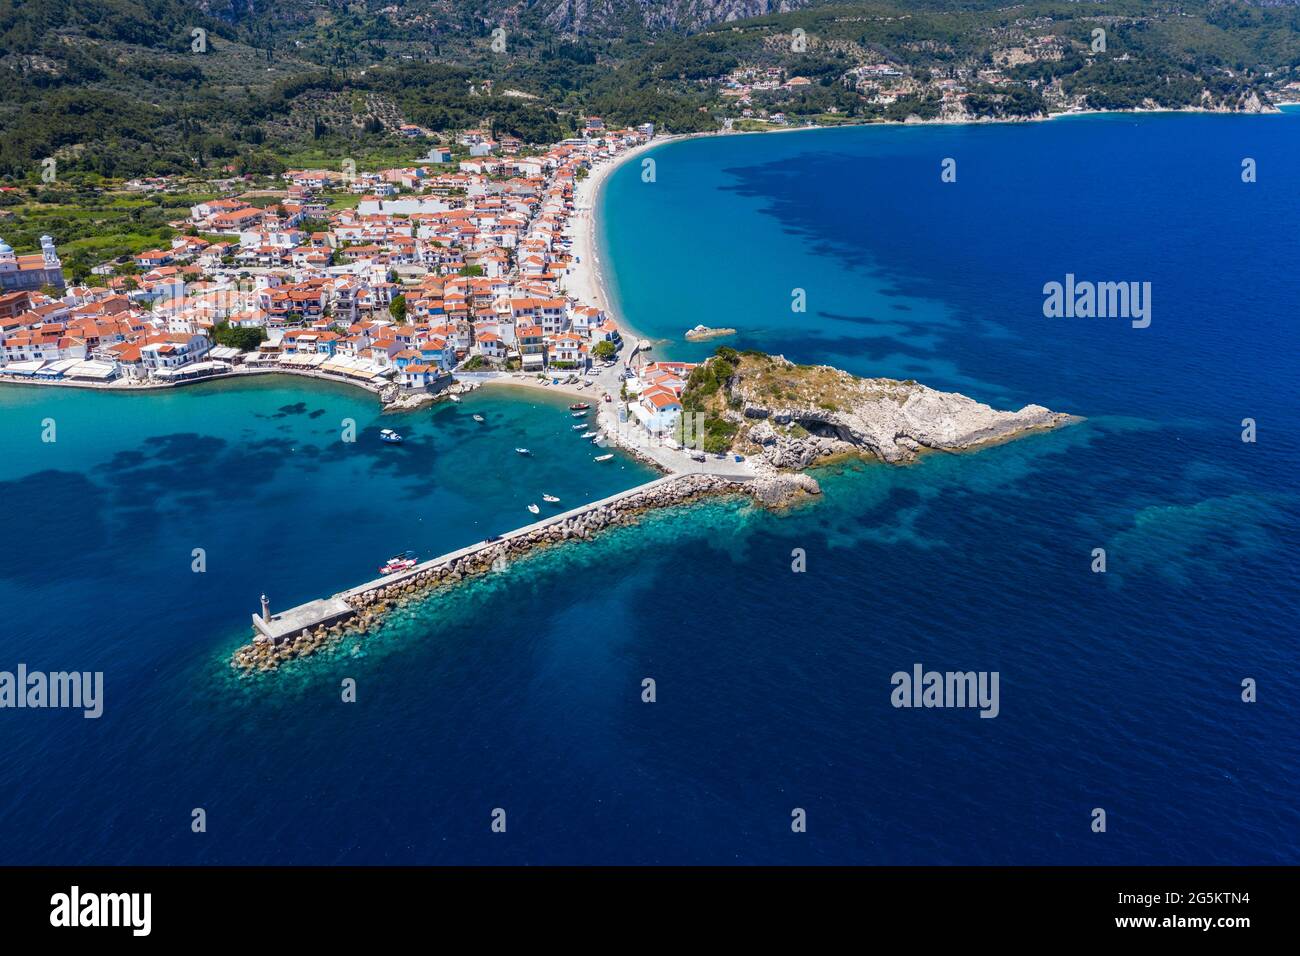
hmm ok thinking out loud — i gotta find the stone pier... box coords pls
[252,596,356,645]
[232,471,819,672]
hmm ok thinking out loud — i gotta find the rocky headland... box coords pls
[681,348,1076,472]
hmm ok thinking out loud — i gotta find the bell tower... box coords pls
[40,235,60,268]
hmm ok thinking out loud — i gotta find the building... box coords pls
[517,323,546,370]
[139,334,212,373]
[0,290,32,320]
[0,235,65,292]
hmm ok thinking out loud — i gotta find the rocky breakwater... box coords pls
[682,349,1076,471]
[230,473,781,673]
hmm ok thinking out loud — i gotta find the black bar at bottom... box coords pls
[0,866,1277,939]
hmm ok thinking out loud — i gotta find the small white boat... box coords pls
[380,429,403,444]
[572,423,587,430]
[379,550,418,574]
[542,494,560,503]
[515,447,532,456]
[594,454,614,462]
[473,414,485,423]
[571,410,588,418]
[449,395,461,403]
[580,431,597,438]
[527,503,540,514]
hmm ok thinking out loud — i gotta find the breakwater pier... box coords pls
[234,471,802,672]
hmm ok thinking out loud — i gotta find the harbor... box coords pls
[238,471,764,670]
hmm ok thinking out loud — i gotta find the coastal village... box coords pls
[0,119,714,447]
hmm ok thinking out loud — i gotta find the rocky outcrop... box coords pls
[685,325,738,342]
[536,1,809,37]
[381,379,479,413]
[750,472,821,506]
[724,355,1074,468]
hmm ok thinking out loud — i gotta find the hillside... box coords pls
[4,1,1300,179]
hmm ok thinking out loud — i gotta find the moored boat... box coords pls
[380,429,403,444]
[571,410,588,418]
[572,423,587,430]
[527,503,540,514]
[379,550,418,574]
[594,454,614,462]
[569,402,591,411]
[580,431,597,438]
[542,494,560,503]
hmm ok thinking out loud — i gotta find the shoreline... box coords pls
[565,135,680,352]
[566,103,1285,367]
[0,365,386,396]
[467,372,598,402]
[715,102,1284,139]
[5,105,1282,406]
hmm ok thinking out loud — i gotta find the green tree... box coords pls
[389,294,407,322]
[593,340,616,361]
[212,321,267,352]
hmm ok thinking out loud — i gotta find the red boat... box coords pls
[569,402,591,411]
[379,550,418,575]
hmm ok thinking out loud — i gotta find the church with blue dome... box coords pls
[0,234,65,292]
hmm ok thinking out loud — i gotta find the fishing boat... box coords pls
[572,423,587,430]
[569,402,591,411]
[542,494,560,504]
[378,550,418,574]
[594,454,614,462]
[472,414,485,423]
[570,410,588,418]
[449,394,461,403]
[527,503,540,515]
[379,429,404,444]
[580,431,597,438]
[515,447,532,456]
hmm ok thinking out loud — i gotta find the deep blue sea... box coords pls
[3,112,1299,864]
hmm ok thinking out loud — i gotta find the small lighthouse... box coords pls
[260,593,270,620]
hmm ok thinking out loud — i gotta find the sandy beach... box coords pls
[470,372,597,401]
[562,135,681,351]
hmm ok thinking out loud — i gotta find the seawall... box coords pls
[231,471,776,672]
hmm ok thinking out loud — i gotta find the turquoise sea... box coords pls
[1,111,1298,864]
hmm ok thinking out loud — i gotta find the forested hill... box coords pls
[5,0,1300,180]
[199,0,817,40]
